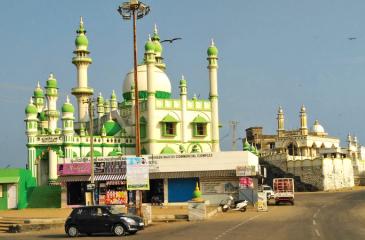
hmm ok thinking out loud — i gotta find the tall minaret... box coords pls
[151,25,165,70]
[277,106,285,136]
[110,90,118,111]
[207,39,220,152]
[25,98,38,178]
[45,73,59,134]
[97,93,104,131]
[299,105,308,135]
[71,17,93,123]
[33,82,45,113]
[145,36,157,153]
[180,75,188,143]
[62,96,75,159]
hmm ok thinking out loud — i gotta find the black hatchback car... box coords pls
[65,206,144,237]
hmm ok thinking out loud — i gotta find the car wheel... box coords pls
[113,224,125,236]
[67,225,79,237]
[240,207,247,212]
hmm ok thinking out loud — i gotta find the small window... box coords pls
[195,123,206,136]
[162,122,176,136]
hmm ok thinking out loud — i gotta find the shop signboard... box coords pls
[126,156,150,190]
[236,166,256,177]
[239,177,254,189]
[57,162,91,175]
[94,161,126,175]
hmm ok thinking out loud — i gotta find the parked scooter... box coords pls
[219,196,248,212]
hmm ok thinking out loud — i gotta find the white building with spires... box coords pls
[23,18,240,186]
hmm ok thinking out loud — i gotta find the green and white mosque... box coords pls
[25,18,221,185]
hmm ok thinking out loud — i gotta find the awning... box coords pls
[94,174,126,181]
[0,177,19,184]
[57,175,90,182]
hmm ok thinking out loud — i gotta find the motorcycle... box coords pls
[219,196,248,212]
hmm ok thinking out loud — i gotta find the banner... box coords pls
[126,156,150,190]
[236,166,257,176]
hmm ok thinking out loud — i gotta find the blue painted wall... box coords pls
[168,178,198,202]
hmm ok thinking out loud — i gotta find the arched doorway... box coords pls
[287,143,298,156]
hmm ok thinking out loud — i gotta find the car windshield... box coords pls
[107,206,124,215]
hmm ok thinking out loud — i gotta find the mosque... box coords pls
[244,106,365,190]
[23,16,223,185]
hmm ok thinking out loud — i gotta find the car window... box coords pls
[96,207,103,216]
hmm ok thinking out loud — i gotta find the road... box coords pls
[2,189,365,240]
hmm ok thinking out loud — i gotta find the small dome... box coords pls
[39,111,47,121]
[103,119,122,136]
[145,39,155,52]
[207,39,218,56]
[46,73,57,88]
[75,34,88,47]
[25,101,37,114]
[111,90,117,100]
[122,64,171,100]
[62,97,74,113]
[243,139,251,151]
[154,41,162,53]
[34,82,44,98]
[312,120,325,133]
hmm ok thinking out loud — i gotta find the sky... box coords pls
[1,0,365,167]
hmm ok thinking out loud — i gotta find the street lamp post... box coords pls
[117,0,150,217]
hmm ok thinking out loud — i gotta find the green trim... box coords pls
[86,150,102,157]
[123,91,171,101]
[0,177,20,184]
[161,114,179,123]
[192,115,209,123]
[71,87,94,95]
[160,146,176,154]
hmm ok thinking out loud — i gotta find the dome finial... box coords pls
[182,74,185,80]
[148,34,151,41]
[99,92,102,97]
[66,95,70,103]
[278,106,283,113]
[154,24,158,34]
[49,72,54,79]
[80,16,84,27]
[37,81,41,88]
[211,38,215,46]
[29,97,34,104]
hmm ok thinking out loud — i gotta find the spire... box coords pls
[77,16,86,34]
[66,95,70,103]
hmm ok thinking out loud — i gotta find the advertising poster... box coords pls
[126,156,150,190]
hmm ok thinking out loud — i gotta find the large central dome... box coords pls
[122,64,171,100]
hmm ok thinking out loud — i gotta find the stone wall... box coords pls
[262,154,355,191]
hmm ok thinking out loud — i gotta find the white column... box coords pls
[49,149,58,182]
[163,178,169,205]
[209,66,220,152]
[147,61,157,154]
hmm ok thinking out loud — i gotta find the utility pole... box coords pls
[84,98,96,205]
[230,120,239,150]
[118,0,150,217]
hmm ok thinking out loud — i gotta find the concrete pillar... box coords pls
[163,178,169,205]
[49,149,58,183]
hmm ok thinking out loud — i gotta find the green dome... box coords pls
[46,74,57,88]
[62,103,74,113]
[75,34,89,47]
[154,41,162,53]
[103,120,121,136]
[34,84,44,98]
[25,103,37,114]
[207,45,218,56]
[39,111,47,121]
[145,40,155,52]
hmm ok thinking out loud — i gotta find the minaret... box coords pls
[180,75,188,143]
[277,106,285,136]
[33,81,45,113]
[25,98,38,178]
[145,36,157,153]
[97,93,104,131]
[45,73,59,134]
[71,17,93,123]
[110,90,118,111]
[62,96,75,159]
[151,25,166,70]
[207,39,220,152]
[299,105,308,135]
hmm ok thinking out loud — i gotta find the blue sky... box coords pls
[1,0,365,167]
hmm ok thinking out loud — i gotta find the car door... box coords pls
[89,207,111,233]
[75,208,90,233]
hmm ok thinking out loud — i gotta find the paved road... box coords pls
[2,189,365,240]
